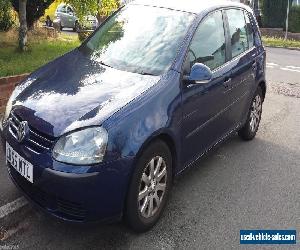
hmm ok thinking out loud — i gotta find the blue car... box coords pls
[0,0,266,232]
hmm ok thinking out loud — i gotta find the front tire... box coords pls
[238,87,263,141]
[125,140,172,232]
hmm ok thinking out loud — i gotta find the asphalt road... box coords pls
[0,145,19,206]
[266,47,300,98]
[0,47,299,249]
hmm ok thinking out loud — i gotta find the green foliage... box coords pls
[66,0,99,19]
[289,6,300,33]
[78,31,93,42]
[99,0,120,16]
[11,0,54,29]
[0,0,14,31]
[66,0,119,20]
[261,0,293,28]
[262,36,300,48]
[0,31,80,77]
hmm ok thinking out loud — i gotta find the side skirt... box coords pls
[176,123,242,177]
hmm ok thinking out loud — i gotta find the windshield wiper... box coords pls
[140,71,156,76]
[99,61,113,69]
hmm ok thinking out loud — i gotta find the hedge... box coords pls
[261,0,292,28]
[289,6,300,33]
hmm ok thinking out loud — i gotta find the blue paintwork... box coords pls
[188,63,213,83]
[0,1,266,223]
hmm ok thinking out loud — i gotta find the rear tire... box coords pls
[238,87,263,141]
[125,140,172,232]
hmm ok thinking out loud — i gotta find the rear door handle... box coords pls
[252,61,257,71]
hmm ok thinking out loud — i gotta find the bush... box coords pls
[78,31,92,42]
[289,6,300,33]
[0,0,14,31]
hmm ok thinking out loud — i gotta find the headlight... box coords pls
[53,127,108,165]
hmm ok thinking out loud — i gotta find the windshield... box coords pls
[80,5,195,75]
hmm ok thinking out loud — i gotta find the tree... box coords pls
[11,0,54,29]
[66,0,119,22]
[18,0,27,51]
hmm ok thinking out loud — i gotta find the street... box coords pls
[266,47,300,97]
[0,47,299,249]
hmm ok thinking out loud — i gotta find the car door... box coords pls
[181,10,235,166]
[66,6,76,28]
[222,8,257,126]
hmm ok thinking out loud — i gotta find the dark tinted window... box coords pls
[244,11,254,48]
[226,9,249,58]
[58,5,67,13]
[187,11,226,72]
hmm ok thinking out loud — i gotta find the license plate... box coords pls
[6,142,33,183]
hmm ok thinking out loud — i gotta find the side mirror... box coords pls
[183,63,213,85]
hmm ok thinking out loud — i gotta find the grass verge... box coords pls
[262,36,300,49]
[0,29,80,77]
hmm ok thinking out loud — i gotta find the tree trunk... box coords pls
[96,0,102,23]
[18,0,27,51]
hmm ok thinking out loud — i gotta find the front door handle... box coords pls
[223,77,232,88]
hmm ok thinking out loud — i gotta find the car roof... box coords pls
[131,0,250,14]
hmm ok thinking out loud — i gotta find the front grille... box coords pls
[9,165,87,221]
[9,111,55,153]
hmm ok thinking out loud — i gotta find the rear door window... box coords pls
[244,11,254,48]
[226,9,249,58]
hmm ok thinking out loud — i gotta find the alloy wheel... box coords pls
[249,94,262,132]
[138,156,167,219]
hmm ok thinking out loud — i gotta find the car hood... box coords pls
[12,49,160,137]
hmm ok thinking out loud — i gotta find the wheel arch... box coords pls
[134,131,178,180]
[122,131,178,218]
[259,80,267,101]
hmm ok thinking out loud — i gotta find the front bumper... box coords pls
[1,125,134,223]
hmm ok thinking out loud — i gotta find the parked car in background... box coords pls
[53,3,98,32]
[1,0,266,232]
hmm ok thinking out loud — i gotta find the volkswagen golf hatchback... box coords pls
[0,0,266,232]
